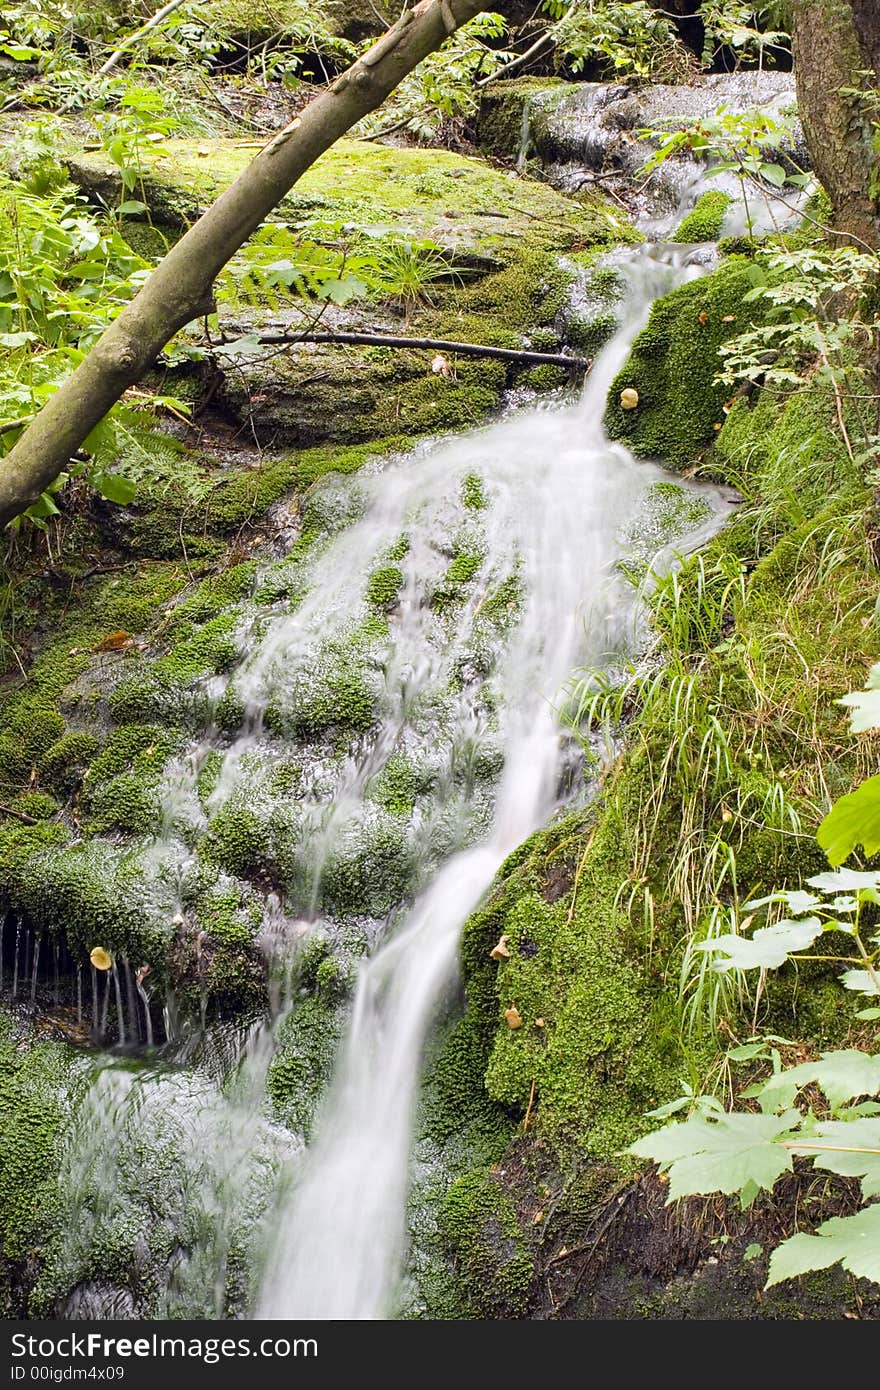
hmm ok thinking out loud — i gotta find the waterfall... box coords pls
[32,242,734,1321]
[255,244,729,1320]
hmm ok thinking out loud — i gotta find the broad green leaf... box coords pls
[838,663,880,732]
[629,1110,799,1202]
[807,868,880,892]
[766,1205,880,1287]
[754,1050,880,1114]
[217,334,264,362]
[744,1243,763,1261]
[792,1118,880,1197]
[817,776,880,866]
[840,969,880,997]
[117,201,149,216]
[0,331,37,348]
[92,472,137,505]
[744,890,820,915]
[698,917,822,971]
[320,274,368,306]
[760,162,787,187]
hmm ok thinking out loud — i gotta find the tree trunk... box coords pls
[791,0,880,249]
[0,0,495,530]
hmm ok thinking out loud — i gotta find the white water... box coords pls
[256,245,727,1319]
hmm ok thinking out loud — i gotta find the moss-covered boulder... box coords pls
[604,256,766,472]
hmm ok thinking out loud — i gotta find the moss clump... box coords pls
[461,809,687,1161]
[201,805,295,885]
[462,474,487,511]
[366,564,404,612]
[318,808,415,918]
[604,256,765,472]
[437,1169,534,1318]
[266,619,388,740]
[0,1017,74,1290]
[367,753,419,817]
[432,537,486,612]
[39,732,100,796]
[108,613,241,728]
[13,791,60,821]
[267,994,343,1139]
[670,191,732,244]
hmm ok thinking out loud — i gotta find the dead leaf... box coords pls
[504,1006,523,1030]
[698,311,709,325]
[431,353,452,378]
[535,1017,546,1028]
[490,934,510,960]
[94,630,133,653]
[619,387,639,411]
[722,314,737,322]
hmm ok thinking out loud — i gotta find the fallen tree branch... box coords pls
[0,0,499,528]
[219,327,590,371]
[0,803,38,825]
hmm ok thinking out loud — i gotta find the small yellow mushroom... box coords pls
[89,947,112,971]
[619,387,639,411]
[490,934,510,960]
[504,1006,523,1030]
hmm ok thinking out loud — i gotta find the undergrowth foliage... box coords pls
[630,671,880,1289]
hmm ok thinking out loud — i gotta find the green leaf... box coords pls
[697,917,823,971]
[744,1243,763,1261]
[117,200,150,216]
[217,334,264,362]
[838,664,880,732]
[744,889,820,915]
[760,162,787,187]
[817,776,880,866]
[320,274,368,306]
[755,1050,880,1114]
[0,330,37,348]
[766,1205,880,1287]
[840,969,880,997]
[629,1110,800,1202]
[792,1118,880,1198]
[807,868,880,892]
[92,472,137,505]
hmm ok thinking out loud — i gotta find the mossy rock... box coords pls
[670,190,732,244]
[0,1015,79,1315]
[604,256,766,472]
[437,1168,534,1318]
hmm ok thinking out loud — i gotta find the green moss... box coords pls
[39,732,100,795]
[265,619,388,740]
[318,809,415,917]
[605,257,766,472]
[201,807,277,881]
[460,809,688,1162]
[462,474,487,511]
[437,1169,533,1318]
[0,1017,75,1280]
[267,995,343,1139]
[13,791,60,821]
[366,564,404,613]
[670,191,732,244]
[367,753,419,817]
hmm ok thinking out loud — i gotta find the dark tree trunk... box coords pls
[792,0,880,248]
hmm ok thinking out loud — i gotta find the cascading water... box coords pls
[29,240,735,1321]
[255,244,731,1319]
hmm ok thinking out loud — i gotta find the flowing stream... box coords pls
[35,240,735,1321]
[255,243,728,1318]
